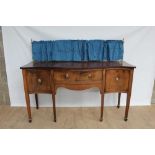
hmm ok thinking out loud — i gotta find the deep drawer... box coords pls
[26,69,51,93]
[105,69,130,92]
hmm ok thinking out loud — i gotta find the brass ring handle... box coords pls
[37,78,42,84]
[65,73,69,79]
[88,73,92,78]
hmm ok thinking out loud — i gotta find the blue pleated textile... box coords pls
[32,40,124,61]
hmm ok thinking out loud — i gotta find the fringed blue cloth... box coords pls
[32,40,124,61]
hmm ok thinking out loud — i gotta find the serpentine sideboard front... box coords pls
[20,61,136,122]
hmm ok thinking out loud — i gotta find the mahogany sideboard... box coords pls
[20,61,136,123]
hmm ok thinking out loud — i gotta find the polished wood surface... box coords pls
[21,61,135,122]
[22,70,32,122]
[105,69,130,92]
[124,69,134,121]
[26,69,51,93]
[20,61,136,69]
[54,70,102,82]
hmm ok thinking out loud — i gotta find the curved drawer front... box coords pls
[54,70,102,82]
[27,70,51,93]
[105,69,130,92]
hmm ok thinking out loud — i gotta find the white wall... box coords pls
[2,26,155,107]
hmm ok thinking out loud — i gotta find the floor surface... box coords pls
[0,105,155,129]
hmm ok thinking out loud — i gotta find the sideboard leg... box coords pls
[117,93,121,108]
[124,69,133,121]
[124,92,131,121]
[25,92,32,123]
[52,94,56,122]
[22,70,32,123]
[35,94,39,109]
[100,93,104,122]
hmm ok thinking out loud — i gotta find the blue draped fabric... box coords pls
[32,40,124,61]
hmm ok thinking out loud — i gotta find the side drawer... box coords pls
[26,69,51,93]
[105,69,130,92]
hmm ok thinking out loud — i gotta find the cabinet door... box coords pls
[105,69,130,92]
[26,69,51,93]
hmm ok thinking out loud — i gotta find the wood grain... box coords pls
[21,61,135,122]
[54,70,102,82]
[22,70,32,122]
[26,69,51,93]
[105,69,130,92]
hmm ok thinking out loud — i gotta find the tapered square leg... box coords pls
[22,70,32,123]
[52,94,56,122]
[117,93,121,108]
[35,94,39,109]
[124,92,131,121]
[25,92,32,123]
[124,69,133,121]
[100,93,104,121]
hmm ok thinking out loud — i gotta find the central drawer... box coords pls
[54,70,102,82]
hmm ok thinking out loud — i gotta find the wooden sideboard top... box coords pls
[20,61,136,69]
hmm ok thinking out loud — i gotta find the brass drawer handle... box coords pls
[115,77,119,81]
[65,73,69,79]
[37,78,42,84]
[88,73,92,78]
